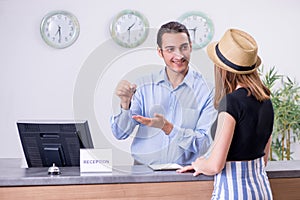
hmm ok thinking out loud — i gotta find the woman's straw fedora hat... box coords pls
[207,29,261,74]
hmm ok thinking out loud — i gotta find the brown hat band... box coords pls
[215,44,256,72]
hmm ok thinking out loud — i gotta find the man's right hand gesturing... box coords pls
[115,80,137,110]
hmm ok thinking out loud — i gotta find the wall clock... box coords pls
[110,9,149,48]
[178,11,214,49]
[40,10,80,49]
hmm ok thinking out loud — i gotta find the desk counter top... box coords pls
[1,158,300,187]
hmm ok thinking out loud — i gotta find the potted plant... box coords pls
[260,66,300,160]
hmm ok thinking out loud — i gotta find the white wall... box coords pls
[1,0,299,165]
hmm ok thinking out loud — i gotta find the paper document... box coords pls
[148,163,183,171]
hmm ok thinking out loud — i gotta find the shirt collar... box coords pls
[153,67,167,85]
[154,66,195,89]
[182,68,194,88]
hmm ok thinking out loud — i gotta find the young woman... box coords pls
[177,29,274,199]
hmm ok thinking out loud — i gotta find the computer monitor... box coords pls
[17,120,94,167]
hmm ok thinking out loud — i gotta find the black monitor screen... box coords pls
[17,120,94,167]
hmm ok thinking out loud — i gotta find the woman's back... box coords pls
[219,88,274,161]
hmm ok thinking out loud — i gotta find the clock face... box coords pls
[178,11,214,49]
[110,9,149,48]
[40,10,80,49]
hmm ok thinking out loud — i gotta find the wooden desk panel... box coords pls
[1,181,213,200]
[269,178,300,200]
[1,178,300,200]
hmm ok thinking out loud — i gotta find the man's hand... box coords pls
[132,113,165,129]
[115,80,136,110]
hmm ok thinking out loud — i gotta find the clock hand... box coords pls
[127,19,137,42]
[55,26,62,43]
[188,27,197,31]
[128,23,135,31]
[188,27,198,42]
[58,26,61,43]
[55,27,59,35]
[127,19,136,31]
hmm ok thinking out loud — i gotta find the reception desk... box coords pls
[0,158,300,200]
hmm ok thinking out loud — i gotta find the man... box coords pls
[110,21,216,165]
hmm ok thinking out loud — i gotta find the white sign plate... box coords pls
[80,149,112,173]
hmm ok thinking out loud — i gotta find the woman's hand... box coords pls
[191,157,205,176]
[176,157,205,177]
[176,165,194,173]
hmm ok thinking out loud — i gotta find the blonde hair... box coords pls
[214,65,271,109]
